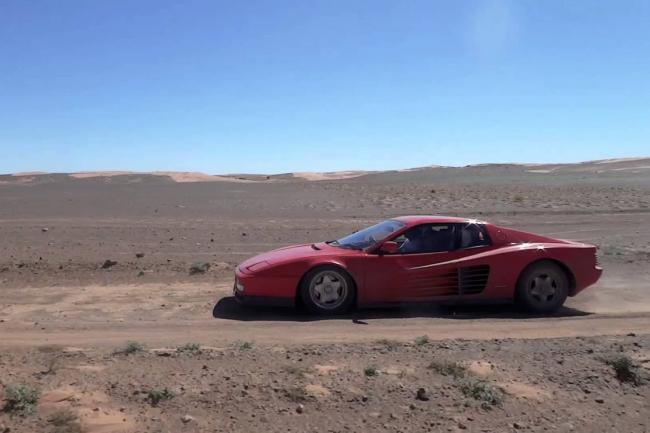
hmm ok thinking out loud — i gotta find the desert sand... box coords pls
[1,159,649,432]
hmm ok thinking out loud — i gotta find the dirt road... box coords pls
[3,311,650,349]
[1,281,649,349]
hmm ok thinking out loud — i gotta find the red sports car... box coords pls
[233,216,602,314]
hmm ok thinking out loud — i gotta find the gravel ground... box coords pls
[1,335,649,433]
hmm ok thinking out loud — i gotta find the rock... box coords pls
[513,422,526,429]
[627,332,636,337]
[101,259,117,269]
[135,253,145,258]
[595,398,605,404]
[296,404,304,414]
[41,227,49,232]
[241,232,247,237]
[189,262,210,274]
[415,388,429,401]
[181,414,195,424]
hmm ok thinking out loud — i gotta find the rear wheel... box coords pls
[300,266,355,314]
[516,261,569,314]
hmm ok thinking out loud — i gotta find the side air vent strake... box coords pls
[458,265,490,295]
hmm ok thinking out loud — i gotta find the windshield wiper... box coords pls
[326,240,365,250]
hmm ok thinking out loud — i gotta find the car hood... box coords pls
[238,243,333,271]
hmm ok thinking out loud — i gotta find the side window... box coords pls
[459,223,491,249]
[396,224,456,254]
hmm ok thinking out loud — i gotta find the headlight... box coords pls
[235,278,245,293]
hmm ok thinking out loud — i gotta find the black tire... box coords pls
[299,266,356,314]
[516,261,569,314]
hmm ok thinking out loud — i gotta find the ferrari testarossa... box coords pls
[233,216,602,315]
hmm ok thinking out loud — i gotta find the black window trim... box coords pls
[455,222,492,250]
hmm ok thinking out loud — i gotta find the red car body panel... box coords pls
[233,216,602,307]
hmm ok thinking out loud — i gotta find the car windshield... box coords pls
[330,220,406,250]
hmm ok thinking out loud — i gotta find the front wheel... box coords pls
[516,261,569,315]
[299,266,356,314]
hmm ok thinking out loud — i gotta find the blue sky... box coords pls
[1,0,648,174]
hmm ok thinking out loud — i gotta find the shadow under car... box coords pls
[212,296,591,322]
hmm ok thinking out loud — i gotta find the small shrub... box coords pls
[3,384,40,414]
[177,343,201,355]
[513,195,524,203]
[428,360,467,378]
[147,388,175,406]
[235,341,253,350]
[283,386,308,402]
[114,341,144,355]
[364,366,379,377]
[48,409,81,433]
[461,381,503,409]
[415,335,430,346]
[606,355,643,385]
[189,262,210,275]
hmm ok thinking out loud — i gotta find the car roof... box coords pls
[391,215,488,225]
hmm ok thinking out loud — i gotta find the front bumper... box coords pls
[232,274,294,307]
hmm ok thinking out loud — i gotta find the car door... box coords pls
[363,223,464,303]
[452,222,495,296]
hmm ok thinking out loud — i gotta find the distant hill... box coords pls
[1,157,649,185]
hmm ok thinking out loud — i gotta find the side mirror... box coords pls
[379,241,399,255]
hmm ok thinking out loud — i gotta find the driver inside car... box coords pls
[397,224,455,254]
[398,225,432,253]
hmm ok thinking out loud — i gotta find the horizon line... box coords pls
[3,156,649,178]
